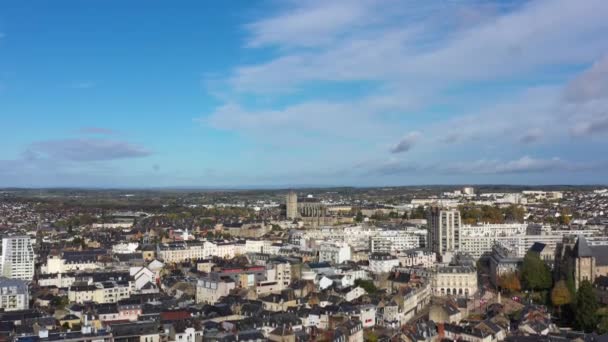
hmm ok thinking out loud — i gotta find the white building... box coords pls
[318,243,351,264]
[68,281,132,304]
[369,230,421,253]
[432,266,477,297]
[196,277,235,304]
[158,240,238,263]
[0,277,29,311]
[398,249,436,268]
[462,187,475,195]
[42,255,100,274]
[369,253,400,273]
[1,236,35,281]
[112,242,139,254]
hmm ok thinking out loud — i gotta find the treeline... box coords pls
[459,204,525,224]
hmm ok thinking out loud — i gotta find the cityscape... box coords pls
[2,1,608,341]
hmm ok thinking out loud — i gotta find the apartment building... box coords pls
[0,236,35,281]
[0,277,29,311]
[427,208,461,257]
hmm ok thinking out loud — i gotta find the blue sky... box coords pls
[1,0,608,188]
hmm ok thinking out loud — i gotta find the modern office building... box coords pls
[1,236,35,281]
[427,208,461,257]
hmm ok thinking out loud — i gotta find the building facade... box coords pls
[1,236,35,281]
[427,208,461,257]
[0,277,29,311]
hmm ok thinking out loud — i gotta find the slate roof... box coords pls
[574,236,593,258]
[591,245,608,266]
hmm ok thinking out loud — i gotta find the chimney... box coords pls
[437,323,445,338]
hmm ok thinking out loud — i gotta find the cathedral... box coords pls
[556,235,608,289]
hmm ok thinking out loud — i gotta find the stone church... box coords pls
[555,235,608,289]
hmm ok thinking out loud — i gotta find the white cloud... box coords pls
[231,0,608,93]
[246,0,376,48]
[27,138,151,162]
[199,0,608,182]
[366,156,600,177]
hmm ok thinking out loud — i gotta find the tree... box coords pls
[598,316,608,334]
[551,280,572,316]
[354,279,377,294]
[499,272,521,293]
[355,211,364,223]
[410,206,426,219]
[558,208,572,225]
[574,280,599,332]
[504,204,525,223]
[521,252,552,291]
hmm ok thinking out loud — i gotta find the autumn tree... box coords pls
[499,272,521,293]
[551,280,572,316]
[558,208,572,225]
[574,280,599,332]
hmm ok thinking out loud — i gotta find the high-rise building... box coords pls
[427,208,461,257]
[286,191,298,220]
[0,236,35,281]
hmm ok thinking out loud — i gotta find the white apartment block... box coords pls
[266,261,292,290]
[42,255,100,274]
[158,241,239,263]
[461,223,527,237]
[369,231,421,253]
[369,254,400,273]
[0,277,29,311]
[68,281,132,304]
[318,243,352,264]
[1,236,35,281]
[428,208,461,257]
[459,223,607,259]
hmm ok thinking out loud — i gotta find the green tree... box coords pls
[354,279,377,294]
[521,252,552,291]
[410,206,426,219]
[551,280,572,316]
[355,211,364,223]
[598,316,608,334]
[574,280,599,332]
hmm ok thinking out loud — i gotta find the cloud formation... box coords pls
[390,132,421,153]
[27,138,151,162]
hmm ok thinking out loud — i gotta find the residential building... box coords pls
[0,236,35,281]
[369,253,400,273]
[196,275,235,304]
[319,243,351,264]
[0,277,29,311]
[427,208,461,257]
